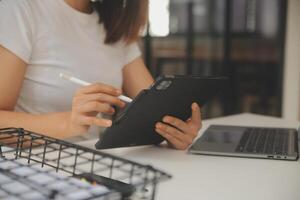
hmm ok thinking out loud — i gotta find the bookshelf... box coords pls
[142,0,287,118]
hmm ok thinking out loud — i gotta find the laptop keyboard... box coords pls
[235,128,290,155]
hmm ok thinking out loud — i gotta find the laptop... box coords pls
[189,125,299,161]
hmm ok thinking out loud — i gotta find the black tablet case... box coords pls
[95,76,227,149]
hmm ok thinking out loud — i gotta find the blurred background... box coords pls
[140,0,300,120]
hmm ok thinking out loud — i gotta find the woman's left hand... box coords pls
[155,103,202,150]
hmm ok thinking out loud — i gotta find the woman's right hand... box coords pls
[67,83,126,136]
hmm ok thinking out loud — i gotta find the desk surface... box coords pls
[78,113,300,200]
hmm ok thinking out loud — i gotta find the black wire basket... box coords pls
[0,128,171,200]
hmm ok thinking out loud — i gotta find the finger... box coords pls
[155,128,187,150]
[78,101,115,115]
[80,116,112,127]
[75,93,126,108]
[156,122,193,145]
[76,83,121,97]
[191,102,201,126]
[162,116,191,134]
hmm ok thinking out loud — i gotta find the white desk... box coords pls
[78,113,300,200]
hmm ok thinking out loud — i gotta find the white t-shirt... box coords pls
[0,0,141,138]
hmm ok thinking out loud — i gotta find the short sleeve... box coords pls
[0,0,34,63]
[123,42,142,66]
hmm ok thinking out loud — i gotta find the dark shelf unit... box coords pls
[142,0,287,118]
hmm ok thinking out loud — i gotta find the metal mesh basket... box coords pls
[0,128,171,200]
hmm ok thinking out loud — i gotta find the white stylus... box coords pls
[59,73,133,103]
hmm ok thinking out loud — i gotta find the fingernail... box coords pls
[163,118,170,123]
[116,89,122,95]
[155,123,159,128]
[192,103,198,109]
[106,120,112,127]
[156,123,162,129]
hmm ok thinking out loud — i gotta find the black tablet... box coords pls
[95,75,228,149]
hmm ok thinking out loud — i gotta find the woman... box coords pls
[0,0,202,150]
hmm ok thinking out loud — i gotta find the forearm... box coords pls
[123,57,154,98]
[0,110,72,139]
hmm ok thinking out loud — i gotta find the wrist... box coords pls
[62,111,72,137]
